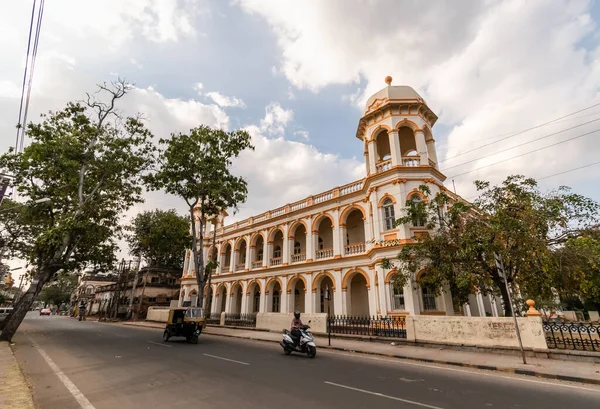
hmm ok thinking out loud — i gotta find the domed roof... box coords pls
[364,83,426,114]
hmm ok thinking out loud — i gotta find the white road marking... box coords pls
[320,350,600,394]
[324,381,444,409]
[203,353,250,365]
[147,341,172,348]
[29,338,97,409]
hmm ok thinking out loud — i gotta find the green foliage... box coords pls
[37,271,77,306]
[126,209,192,270]
[0,80,155,340]
[145,125,253,303]
[0,293,5,305]
[390,175,600,316]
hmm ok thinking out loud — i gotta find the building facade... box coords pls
[179,79,500,318]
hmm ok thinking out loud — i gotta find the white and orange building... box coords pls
[179,78,503,319]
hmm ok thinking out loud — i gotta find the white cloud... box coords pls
[258,102,294,135]
[237,0,600,200]
[205,91,246,108]
[194,82,204,94]
[130,58,144,69]
[294,130,309,140]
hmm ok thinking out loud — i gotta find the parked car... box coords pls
[40,308,51,316]
[0,307,13,322]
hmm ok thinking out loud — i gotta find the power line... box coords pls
[19,0,45,154]
[442,117,600,172]
[537,161,600,181]
[447,127,600,179]
[439,101,600,164]
[15,0,38,153]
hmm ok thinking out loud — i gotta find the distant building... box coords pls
[93,266,180,318]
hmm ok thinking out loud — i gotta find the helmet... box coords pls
[294,310,300,319]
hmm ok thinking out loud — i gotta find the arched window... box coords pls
[253,290,260,312]
[410,194,426,227]
[274,245,282,258]
[390,282,405,311]
[294,241,301,255]
[382,198,395,231]
[272,289,280,312]
[422,286,436,311]
[318,237,324,250]
[257,248,263,261]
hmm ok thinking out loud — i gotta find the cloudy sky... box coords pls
[2,0,600,276]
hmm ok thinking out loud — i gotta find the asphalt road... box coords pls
[12,313,600,409]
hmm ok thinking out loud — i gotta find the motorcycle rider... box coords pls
[290,310,304,349]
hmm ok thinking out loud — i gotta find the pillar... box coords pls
[404,282,420,315]
[476,292,486,317]
[426,139,438,167]
[259,278,267,312]
[463,303,472,317]
[282,225,290,265]
[489,295,500,317]
[377,268,388,315]
[240,283,249,314]
[304,274,313,314]
[332,209,342,257]
[306,217,314,261]
[245,235,251,270]
[441,289,454,316]
[367,139,377,174]
[388,130,401,167]
[224,284,232,313]
[230,248,237,273]
[415,130,429,165]
[332,270,343,315]
[262,237,269,268]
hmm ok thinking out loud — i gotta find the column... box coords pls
[441,289,454,316]
[306,218,314,261]
[224,284,232,313]
[377,268,388,315]
[368,285,377,317]
[426,139,438,167]
[240,285,249,314]
[367,140,377,174]
[463,303,472,317]
[211,288,219,315]
[215,244,222,275]
[414,130,429,165]
[229,246,236,273]
[332,209,342,257]
[476,291,486,317]
[262,237,269,268]
[304,274,313,314]
[404,282,420,315]
[259,278,267,312]
[388,130,401,167]
[280,276,288,313]
[332,270,343,315]
[245,234,251,270]
[489,295,499,317]
[282,225,290,265]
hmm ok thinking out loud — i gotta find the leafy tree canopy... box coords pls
[387,175,599,316]
[37,271,78,306]
[126,209,192,270]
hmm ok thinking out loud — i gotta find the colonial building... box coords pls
[179,78,501,318]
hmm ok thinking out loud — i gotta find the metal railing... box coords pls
[224,313,257,328]
[328,315,407,338]
[543,321,600,352]
[206,312,221,325]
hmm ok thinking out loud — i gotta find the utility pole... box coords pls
[128,255,142,320]
[495,252,527,365]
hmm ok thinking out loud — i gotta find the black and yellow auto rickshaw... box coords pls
[162,307,206,344]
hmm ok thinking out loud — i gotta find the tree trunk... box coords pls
[494,276,513,317]
[0,266,56,341]
[202,225,218,313]
[190,206,207,306]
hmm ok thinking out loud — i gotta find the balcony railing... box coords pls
[402,156,420,167]
[252,260,263,269]
[376,159,392,173]
[270,257,282,266]
[314,191,334,204]
[235,263,245,270]
[345,242,366,255]
[316,248,334,259]
[340,181,363,195]
[291,253,306,263]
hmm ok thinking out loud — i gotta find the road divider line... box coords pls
[324,381,444,409]
[29,338,97,409]
[203,353,250,365]
[147,341,171,348]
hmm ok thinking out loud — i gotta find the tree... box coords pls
[145,125,253,308]
[37,271,77,306]
[126,209,192,270]
[386,175,599,316]
[0,80,155,341]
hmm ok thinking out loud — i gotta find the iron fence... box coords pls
[206,312,221,325]
[543,321,600,352]
[224,313,257,328]
[328,315,406,338]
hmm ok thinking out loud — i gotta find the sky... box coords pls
[1,0,600,282]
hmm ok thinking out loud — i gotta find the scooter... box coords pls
[280,321,317,358]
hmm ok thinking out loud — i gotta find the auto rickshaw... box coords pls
[163,307,206,344]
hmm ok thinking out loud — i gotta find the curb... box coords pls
[121,322,600,387]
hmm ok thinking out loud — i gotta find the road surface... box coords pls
[12,313,600,409]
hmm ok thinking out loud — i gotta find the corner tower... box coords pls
[356,77,440,178]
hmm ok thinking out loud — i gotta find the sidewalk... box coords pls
[0,341,35,409]
[124,321,600,386]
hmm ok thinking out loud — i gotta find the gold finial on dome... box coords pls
[385,75,393,85]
